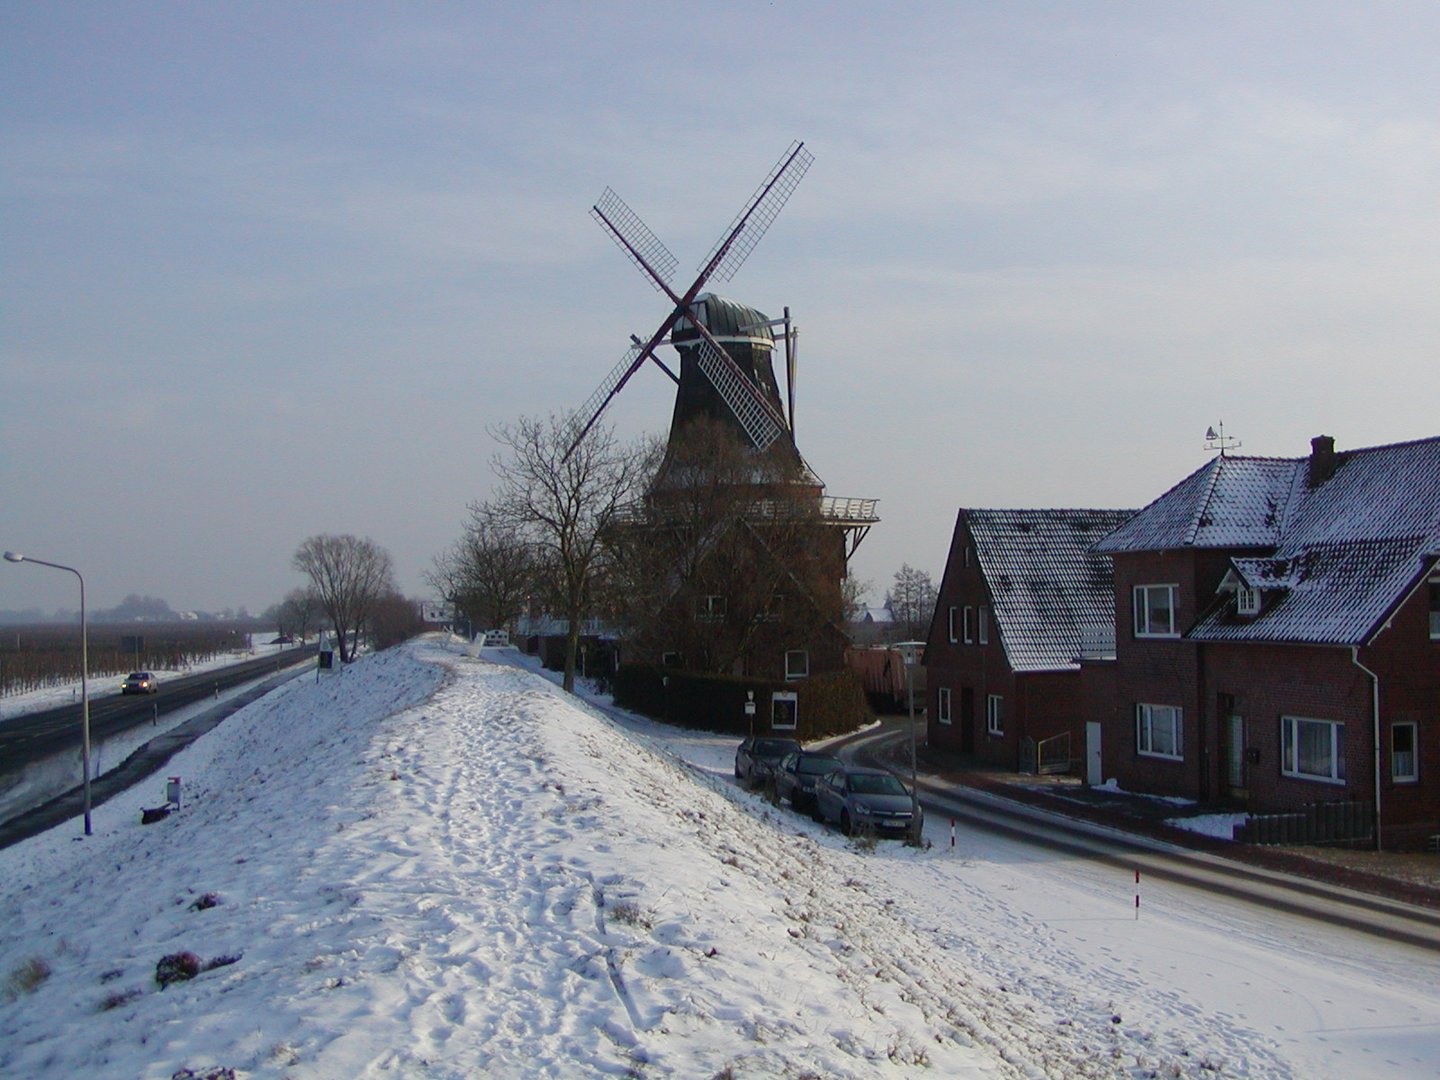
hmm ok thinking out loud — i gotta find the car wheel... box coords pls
[840,810,852,836]
[810,800,824,823]
[735,763,742,779]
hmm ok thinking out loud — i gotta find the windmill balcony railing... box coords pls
[611,496,877,527]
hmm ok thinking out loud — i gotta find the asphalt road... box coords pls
[836,722,1440,955]
[0,663,312,849]
[0,646,316,770]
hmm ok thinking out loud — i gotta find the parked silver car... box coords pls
[813,766,922,841]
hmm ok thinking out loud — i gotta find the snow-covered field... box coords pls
[2,638,1436,1078]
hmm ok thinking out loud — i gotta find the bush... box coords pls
[156,952,202,988]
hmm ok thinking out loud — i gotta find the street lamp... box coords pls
[4,551,92,835]
[895,640,925,842]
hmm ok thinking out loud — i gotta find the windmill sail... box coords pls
[565,142,811,460]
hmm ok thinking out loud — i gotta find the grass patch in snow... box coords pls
[4,956,51,999]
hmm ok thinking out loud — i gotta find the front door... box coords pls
[1086,722,1103,786]
[1225,713,1247,799]
[960,687,975,754]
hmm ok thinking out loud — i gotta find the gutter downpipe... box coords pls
[1350,645,1381,852]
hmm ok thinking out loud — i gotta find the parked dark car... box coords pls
[814,766,923,841]
[734,736,801,788]
[773,750,843,810]
[121,671,158,695]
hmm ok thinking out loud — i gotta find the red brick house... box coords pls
[925,509,1134,770]
[1091,435,1440,850]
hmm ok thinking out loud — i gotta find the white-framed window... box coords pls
[1281,715,1346,783]
[986,694,1003,735]
[697,595,726,621]
[1429,575,1439,640]
[1236,586,1261,616]
[1136,703,1183,760]
[1392,721,1418,783]
[1133,584,1179,638]
[771,691,798,730]
[661,651,682,668]
[947,606,959,644]
[963,605,975,644]
[937,686,952,725]
[784,649,809,681]
[978,605,990,645]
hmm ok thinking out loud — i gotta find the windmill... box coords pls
[565,141,813,462]
[570,141,878,566]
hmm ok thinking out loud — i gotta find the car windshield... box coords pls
[799,755,841,775]
[755,740,796,756]
[850,773,908,796]
[128,673,147,680]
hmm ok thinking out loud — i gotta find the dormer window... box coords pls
[1236,586,1261,617]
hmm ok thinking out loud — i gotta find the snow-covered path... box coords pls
[2,640,1436,1078]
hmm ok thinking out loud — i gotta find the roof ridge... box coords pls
[1184,455,1226,547]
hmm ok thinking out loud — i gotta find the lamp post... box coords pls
[5,551,92,835]
[895,640,925,840]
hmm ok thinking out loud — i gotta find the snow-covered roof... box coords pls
[967,509,1136,672]
[1097,436,1440,646]
[1094,456,1298,552]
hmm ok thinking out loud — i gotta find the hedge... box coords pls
[612,664,871,742]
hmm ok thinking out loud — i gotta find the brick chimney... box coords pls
[1308,434,1337,487]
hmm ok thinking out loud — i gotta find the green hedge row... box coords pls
[612,664,872,742]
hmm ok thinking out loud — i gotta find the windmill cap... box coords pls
[672,294,775,346]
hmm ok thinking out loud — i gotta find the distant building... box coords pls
[848,605,895,646]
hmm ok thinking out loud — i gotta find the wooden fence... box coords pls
[1233,799,1374,847]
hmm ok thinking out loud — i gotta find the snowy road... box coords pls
[833,728,1440,954]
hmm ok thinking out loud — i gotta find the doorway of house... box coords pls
[1086,722,1103,786]
[960,687,975,754]
[1225,712,1248,800]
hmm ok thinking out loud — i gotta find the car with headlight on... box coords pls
[734,736,801,788]
[814,766,922,841]
[121,671,158,695]
[772,749,843,810]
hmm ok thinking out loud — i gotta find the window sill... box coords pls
[1137,750,1183,762]
[1280,772,1345,785]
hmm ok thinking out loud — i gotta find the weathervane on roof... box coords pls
[1204,421,1242,456]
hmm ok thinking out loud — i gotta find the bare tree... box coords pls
[292,534,397,663]
[368,591,425,651]
[884,563,937,642]
[489,415,654,692]
[266,586,320,642]
[427,502,536,638]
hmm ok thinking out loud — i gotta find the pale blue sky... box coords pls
[4,2,1438,614]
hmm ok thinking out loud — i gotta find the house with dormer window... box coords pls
[1091,435,1440,851]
